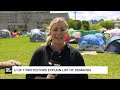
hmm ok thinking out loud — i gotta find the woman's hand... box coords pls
[34,74,58,79]
[46,74,58,79]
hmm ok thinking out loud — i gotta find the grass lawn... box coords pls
[0,36,120,79]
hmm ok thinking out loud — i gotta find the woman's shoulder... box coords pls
[34,45,46,53]
[68,45,80,54]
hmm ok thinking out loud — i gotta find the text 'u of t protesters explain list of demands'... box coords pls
[11,66,108,74]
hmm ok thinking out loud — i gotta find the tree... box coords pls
[89,24,96,30]
[75,20,82,29]
[82,20,90,30]
[68,19,75,29]
[99,20,114,29]
[81,25,85,30]
[89,23,103,30]
[98,19,104,22]
[68,19,82,30]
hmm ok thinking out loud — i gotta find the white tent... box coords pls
[104,28,120,37]
[0,29,11,38]
[30,29,46,42]
[104,28,120,34]
[30,29,42,34]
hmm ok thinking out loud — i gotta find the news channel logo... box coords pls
[5,67,12,74]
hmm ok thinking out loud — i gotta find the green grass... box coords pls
[0,36,120,79]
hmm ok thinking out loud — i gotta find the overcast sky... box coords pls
[50,11,120,21]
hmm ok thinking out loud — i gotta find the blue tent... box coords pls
[94,33,106,42]
[30,29,46,42]
[76,33,106,52]
[106,36,120,54]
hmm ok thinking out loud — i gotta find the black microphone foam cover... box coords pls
[50,51,60,65]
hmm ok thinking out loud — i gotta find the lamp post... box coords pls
[74,11,76,20]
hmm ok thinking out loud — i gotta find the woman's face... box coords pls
[50,21,68,44]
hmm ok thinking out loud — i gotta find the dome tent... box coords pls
[106,36,120,54]
[0,29,11,38]
[30,29,46,42]
[76,33,106,52]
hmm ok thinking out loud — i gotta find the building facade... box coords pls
[113,19,120,29]
[0,11,69,32]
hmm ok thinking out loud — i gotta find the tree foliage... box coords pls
[82,20,90,30]
[68,19,82,30]
[99,20,114,29]
[68,19,114,31]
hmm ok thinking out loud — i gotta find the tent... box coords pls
[76,33,106,52]
[30,29,46,42]
[68,32,81,43]
[68,29,81,43]
[99,28,107,33]
[104,28,120,37]
[104,28,120,34]
[106,36,120,54]
[94,33,106,42]
[65,34,70,43]
[0,29,11,38]
[72,32,81,39]
[68,29,81,37]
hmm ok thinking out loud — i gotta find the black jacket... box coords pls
[26,43,88,79]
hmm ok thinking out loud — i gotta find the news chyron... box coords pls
[5,66,108,74]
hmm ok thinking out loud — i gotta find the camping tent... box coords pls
[68,29,81,37]
[106,36,120,54]
[68,32,81,43]
[104,28,120,37]
[99,28,107,33]
[65,34,70,43]
[30,29,46,42]
[94,33,106,42]
[0,29,11,38]
[104,28,120,34]
[76,33,106,52]
[68,29,81,43]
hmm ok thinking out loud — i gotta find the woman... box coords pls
[26,17,88,79]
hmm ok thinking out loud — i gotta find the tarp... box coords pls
[78,34,105,46]
[94,33,106,42]
[68,29,100,37]
[80,30,100,36]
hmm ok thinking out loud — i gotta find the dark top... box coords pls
[26,43,88,79]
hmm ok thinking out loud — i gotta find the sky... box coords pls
[50,11,120,21]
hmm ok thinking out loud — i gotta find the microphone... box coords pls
[48,51,61,66]
[48,51,60,76]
